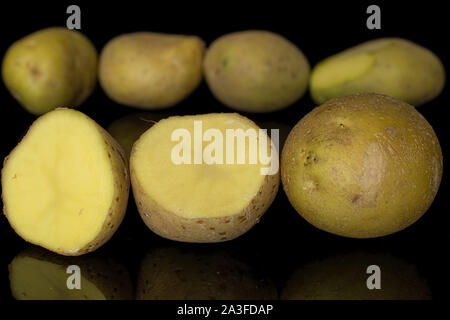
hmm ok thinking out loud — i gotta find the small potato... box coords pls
[281,93,442,238]
[130,113,280,242]
[310,38,445,106]
[1,108,129,255]
[99,32,205,109]
[2,27,97,115]
[204,30,310,113]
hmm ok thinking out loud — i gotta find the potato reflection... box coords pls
[9,246,133,300]
[281,251,431,300]
[137,246,277,300]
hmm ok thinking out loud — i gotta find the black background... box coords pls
[0,0,448,307]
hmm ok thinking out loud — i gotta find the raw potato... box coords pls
[9,247,133,300]
[137,247,277,300]
[281,93,442,238]
[281,252,431,300]
[130,113,280,242]
[204,30,310,113]
[310,38,445,106]
[2,27,97,115]
[107,112,168,158]
[99,32,205,109]
[1,108,129,255]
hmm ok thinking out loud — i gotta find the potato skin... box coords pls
[310,38,445,106]
[131,163,279,243]
[204,30,310,113]
[99,32,205,109]
[281,93,442,238]
[2,27,97,115]
[1,109,130,256]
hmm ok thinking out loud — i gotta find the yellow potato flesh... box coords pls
[2,109,114,254]
[311,53,375,88]
[310,38,445,106]
[9,255,106,300]
[131,114,269,219]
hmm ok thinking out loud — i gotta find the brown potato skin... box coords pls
[130,155,280,243]
[99,32,205,109]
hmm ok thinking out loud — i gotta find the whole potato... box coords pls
[99,32,205,109]
[310,38,445,106]
[2,27,97,115]
[281,93,442,238]
[204,30,310,113]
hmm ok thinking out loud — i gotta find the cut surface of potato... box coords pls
[131,113,279,242]
[2,109,129,255]
[310,38,445,106]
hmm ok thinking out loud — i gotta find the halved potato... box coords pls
[1,108,129,255]
[130,113,280,242]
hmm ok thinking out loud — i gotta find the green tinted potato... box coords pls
[204,30,310,113]
[281,93,442,238]
[2,27,97,115]
[310,38,445,106]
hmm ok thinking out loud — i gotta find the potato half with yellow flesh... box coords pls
[1,108,129,255]
[130,113,280,242]
[9,247,133,300]
[281,93,442,238]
